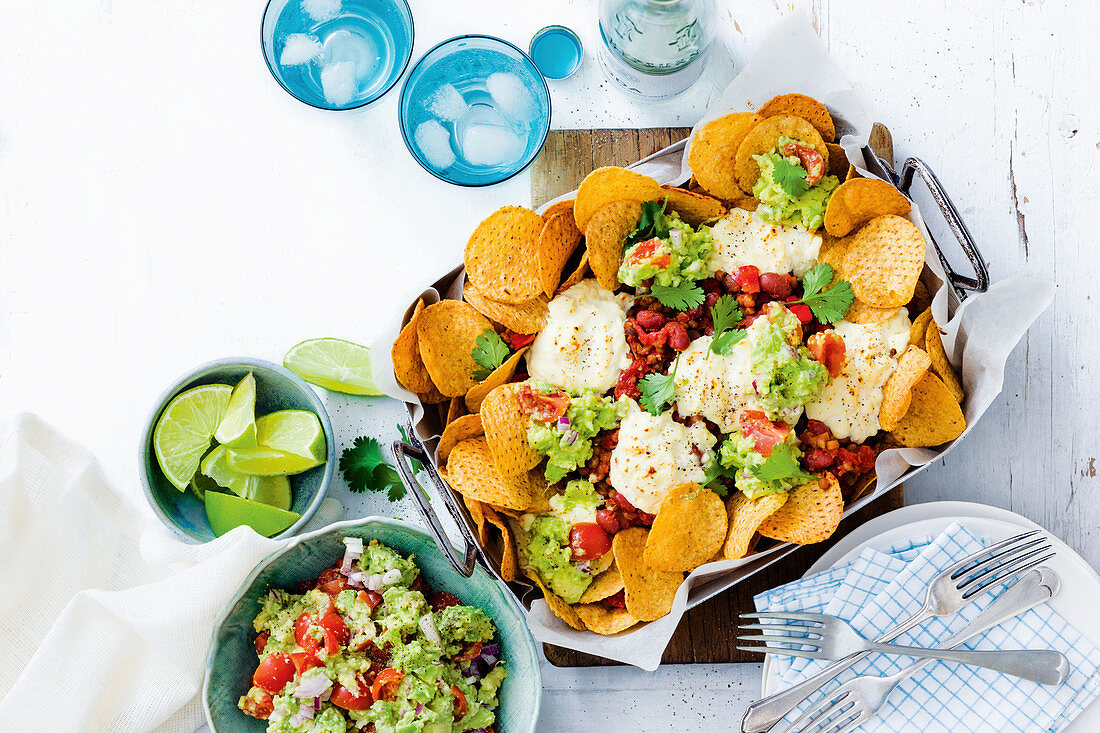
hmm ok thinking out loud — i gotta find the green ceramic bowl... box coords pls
[203,517,542,731]
[139,358,335,543]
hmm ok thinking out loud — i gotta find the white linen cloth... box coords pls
[0,413,345,731]
[755,523,1100,732]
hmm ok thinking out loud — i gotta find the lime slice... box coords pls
[214,372,257,448]
[205,490,300,537]
[189,471,220,501]
[153,384,233,490]
[201,446,293,509]
[283,338,382,396]
[256,410,326,462]
[227,447,322,476]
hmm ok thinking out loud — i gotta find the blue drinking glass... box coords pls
[261,0,414,111]
[399,35,552,186]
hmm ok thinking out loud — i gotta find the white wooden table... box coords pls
[1,0,1096,729]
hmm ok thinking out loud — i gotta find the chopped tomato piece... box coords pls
[453,641,482,664]
[517,383,570,422]
[252,652,295,694]
[808,330,847,377]
[357,589,383,611]
[294,613,321,654]
[735,265,761,294]
[317,567,353,597]
[371,668,405,701]
[319,612,350,653]
[781,142,825,185]
[626,237,670,268]
[451,684,468,718]
[739,410,791,457]
[506,332,536,350]
[240,689,274,720]
[788,303,813,324]
[569,522,612,561]
[291,650,323,674]
[330,682,374,711]
[254,630,270,656]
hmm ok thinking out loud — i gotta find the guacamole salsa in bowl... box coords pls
[204,517,541,733]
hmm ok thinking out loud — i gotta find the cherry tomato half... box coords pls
[451,684,468,718]
[569,522,612,561]
[371,668,405,701]
[330,682,374,711]
[252,652,295,694]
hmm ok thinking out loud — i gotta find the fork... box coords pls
[779,566,1065,733]
[737,610,1068,684]
[740,529,1054,732]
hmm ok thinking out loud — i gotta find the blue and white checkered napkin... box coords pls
[754,522,1100,732]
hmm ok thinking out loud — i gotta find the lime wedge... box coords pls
[283,338,382,396]
[214,372,257,448]
[153,384,233,490]
[227,447,322,476]
[201,446,293,509]
[205,490,300,537]
[247,475,293,510]
[256,410,326,462]
[189,471,220,501]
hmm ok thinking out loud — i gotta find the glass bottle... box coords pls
[598,0,716,99]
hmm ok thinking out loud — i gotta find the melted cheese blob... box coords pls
[710,208,821,277]
[805,309,911,442]
[673,317,773,433]
[527,279,632,393]
[609,405,716,514]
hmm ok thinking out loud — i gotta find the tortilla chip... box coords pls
[659,185,726,226]
[463,281,548,335]
[525,568,585,630]
[484,508,516,582]
[446,436,549,511]
[439,413,483,463]
[644,484,727,572]
[841,214,925,308]
[464,206,544,305]
[585,199,642,291]
[391,300,435,394]
[463,495,491,546]
[419,384,448,405]
[730,196,760,212]
[575,605,639,635]
[849,473,878,502]
[757,475,844,545]
[557,250,590,294]
[574,166,664,231]
[823,178,912,237]
[537,211,584,298]
[445,396,466,426]
[578,562,624,603]
[879,345,932,431]
[416,300,496,397]
[846,300,900,324]
[890,372,967,447]
[925,320,965,402]
[825,142,848,178]
[465,346,529,413]
[541,199,575,221]
[687,112,762,200]
[908,279,932,316]
[845,164,858,182]
[817,233,849,273]
[758,93,836,142]
[724,492,788,560]
[480,383,540,476]
[613,528,683,622]
[910,307,933,349]
[734,115,827,194]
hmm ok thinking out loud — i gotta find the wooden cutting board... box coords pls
[530,124,903,667]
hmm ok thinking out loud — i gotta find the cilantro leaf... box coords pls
[748,443,817,485]
[703,461,735,496]
[626,198,671,249]
[650,281,704,310]
[471,329,511,380]
[709,294,748,355]
[787,263,856,324]
[638,357,679,416]
[772,155,810,198]
[339,436,406,500]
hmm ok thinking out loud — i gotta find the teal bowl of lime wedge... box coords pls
[139,358,336,543]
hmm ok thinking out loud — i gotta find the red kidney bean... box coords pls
[635,309,665,330]
[705,291,720,308]
[664,321,690,350]
[759,272,793,298]
[803,448,836,471]
[595,509,620,535]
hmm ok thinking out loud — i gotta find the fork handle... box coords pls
[863,643,1069,685]
[739,610,931,732]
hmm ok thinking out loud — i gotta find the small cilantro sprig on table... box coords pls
[748,442,817,485]
[787,263,855,324]
[471,328,511,380]
[649,281,705,310]
[709,294,748,355]
[772,155,810,198]
[625,198,671,250]
[340,436,406,501]
[638,357,679,416]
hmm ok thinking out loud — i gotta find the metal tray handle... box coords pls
[864,152,990,300]
[391,430,479,577]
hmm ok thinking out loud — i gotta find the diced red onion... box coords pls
[481,643,501,656]
[419,613,441,644]
[415,704,424,715]
[669,228,683,246]
[340,537,364,574]
[556,416,570,432]
[289,705,315,726]
[576,560,593,575]
[481,654,498,667]
[292,669,332,699]
[366,574,384,592]
[564,429,579,446]
[382,568,403,585]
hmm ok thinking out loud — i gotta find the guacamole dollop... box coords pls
[752,307,829,424]
[753,136,840,229]
[526,385,625,483]
[718,433,811,499]
[618,209,714,287]
[240,539,506,733]
[521,514,593,604]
